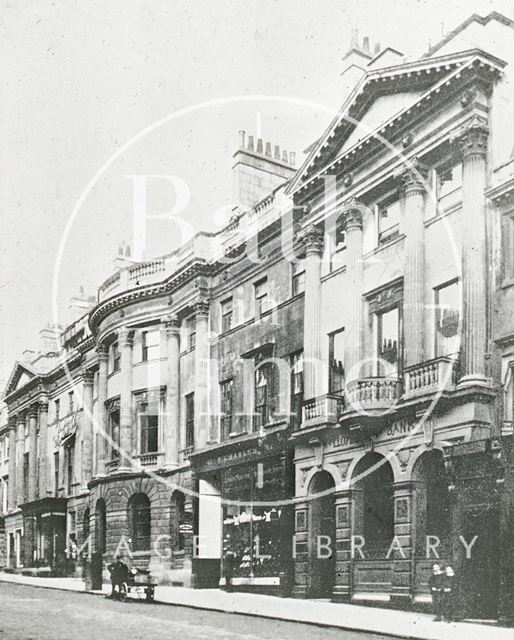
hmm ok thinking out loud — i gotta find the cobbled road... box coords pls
[0,582,399,640]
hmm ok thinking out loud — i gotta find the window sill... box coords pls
[364,233,405,260]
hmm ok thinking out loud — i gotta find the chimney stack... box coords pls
[232,130,297,209]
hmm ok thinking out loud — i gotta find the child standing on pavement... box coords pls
[428,563,444,621]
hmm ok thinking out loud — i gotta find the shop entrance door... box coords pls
[308,471,335,598]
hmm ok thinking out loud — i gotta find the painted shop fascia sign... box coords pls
[193,432,286,472]
[327,419,415,451]
[53,411,79,446]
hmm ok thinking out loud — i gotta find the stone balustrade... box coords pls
[137,452,164,467]
[346,377,401,412]
[403,355,458,397]
[301,394,344,428]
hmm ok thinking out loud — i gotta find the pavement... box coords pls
[0,571,511,640]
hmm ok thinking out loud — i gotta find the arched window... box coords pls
[129,493,151,551]
[83,508,90,546]
[94,499,106,555]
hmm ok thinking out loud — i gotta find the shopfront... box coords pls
[191,430,294,593]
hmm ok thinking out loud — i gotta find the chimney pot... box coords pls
[257,138,263,154]
[265,142,272,157]
[247,135,254,151]
[282,150,288,163]
[289,152,296,166]
[363,36,370,52]
[274,145,280,159]
[374,42,381,54]
[239,130,246,148]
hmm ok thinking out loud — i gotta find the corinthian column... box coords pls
[343,199,365,382]
[162,315,180,467]
[16,414,25,507]
[82,370,94,488]
[300,225,324,399]
[194,301,210,449]
[38,397,49,497]
[7,420,17,511]
[96,345,108,476]
[457,117,489,385]
[119,328,135,470]
[27,407,38,502]
[400,161,428,366]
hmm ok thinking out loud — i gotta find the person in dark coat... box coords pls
[428,563,444,621]
[442,566,455,622]
[223,550,237,592]
[107,555,129,599]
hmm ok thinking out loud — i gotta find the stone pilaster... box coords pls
[7,420,17,511]
[332,490,353,601]
[299,225,324,399]
[82,370,94,488]
[390,481,415,607]
[400,160,428,366]
[16,414,25,507]
[38,397,49,497]
[292,501,309,598]
[456,117,489,385]
[162,315,181,467]
[342,199,365,382]
[27,407,38,502]
[119,327,135,470]
[194,300,210,449]
[95,345,108,476]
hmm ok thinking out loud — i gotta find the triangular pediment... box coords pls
[339,90,424,154]
[3,362,38,399]
[287,48,505,196]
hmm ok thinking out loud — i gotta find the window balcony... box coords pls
[135,452,164,468]
[346,377,401,413]
[106,457,120,473]
[403,355,459,399]
[301,394,344,429]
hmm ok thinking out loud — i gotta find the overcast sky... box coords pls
[1,0,511,382]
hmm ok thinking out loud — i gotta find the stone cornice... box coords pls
[89,261,209,334]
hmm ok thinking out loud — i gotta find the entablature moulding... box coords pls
[296,103,491,232]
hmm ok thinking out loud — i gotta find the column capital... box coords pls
[398,158,430,195]
[16,411,26,425]
[83,369,95,386]
[118,327,135,347]
[27,406,39,420]
[38,396,49,413]
[96,344,109,361]
[299,224,324,256]
[341,197,365,231]
[454,115,489,160]
[194,299,210,319]
[161,314,181,335]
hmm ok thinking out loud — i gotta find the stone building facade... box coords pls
[1,9,514,622]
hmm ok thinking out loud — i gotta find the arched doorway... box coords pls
[413,450,450,555]
[412,450,451,599]
[353,452,394,557]
[171,491,186,552]
[308,470,335,597]
[94,499,106,555]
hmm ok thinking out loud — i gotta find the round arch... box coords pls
[352,452,394,558]
[127,493,151,552]
[307,470,336,598]
[94,498,106,555]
